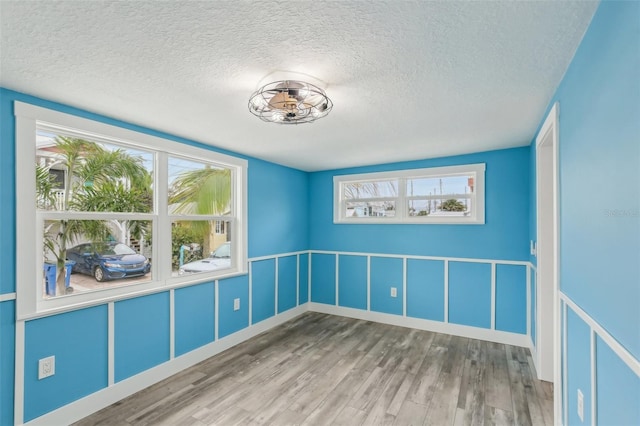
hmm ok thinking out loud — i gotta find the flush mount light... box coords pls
[248,80,333,124]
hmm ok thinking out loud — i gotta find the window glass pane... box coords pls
[35,130,154,213]
[43,219,152,299]
[406,175,474,197]
[172,220,232,276]
[408,198,472,217]
[168,157,231,216]
[343,180,398,199]
[345,201,396,218]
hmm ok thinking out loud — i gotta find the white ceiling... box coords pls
[1,1,598,172]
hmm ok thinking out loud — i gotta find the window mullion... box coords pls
[157,151,170,282]
[398,177,407,220]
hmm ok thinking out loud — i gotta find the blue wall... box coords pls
[0,88,309,424]
[248,160,309,257]
[530,1,640,423]
[309,147,530,260]
[0,301,16,426]
[114,293,171,383]
[556,0,639,360]
[24,306,109,421]
[566,309,592,426]
[448,262,492,329]
[308,147,530,339]
[337,255,367,310]
[175,282,215,356]
[407,259,444,321]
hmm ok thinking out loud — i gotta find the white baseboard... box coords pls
[309,302,530,348]
[24,304,308,426]
[528,335,541,379]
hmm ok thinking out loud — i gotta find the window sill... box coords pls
[18,269,248,322]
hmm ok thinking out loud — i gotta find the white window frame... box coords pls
[333,163,485,225]
[15,102,248,319]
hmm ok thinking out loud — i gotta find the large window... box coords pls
[334,164,485,224]
[16,102,247,318]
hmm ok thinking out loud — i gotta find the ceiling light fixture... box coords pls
[248,80,333,124]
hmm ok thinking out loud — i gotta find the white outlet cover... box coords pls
[233,298,240,311]
[577,389,584,422]
[390,287,397,298]
[38,356,55,380]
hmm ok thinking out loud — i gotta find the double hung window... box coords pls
[16,102,247,318]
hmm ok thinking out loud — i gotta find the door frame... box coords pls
[535,102,560,421]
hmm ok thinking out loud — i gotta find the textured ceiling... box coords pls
[0,1,598,171]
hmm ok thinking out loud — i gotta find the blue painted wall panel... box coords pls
[566,309,592,426]
[0,301,16,425]
[277,256,297,313]
[495,264,526,334]
[311,253,336,305]
[309,147,530,261]
[218,275,249,338]
[406,259,444,321]
[596,336,640,425]
[448,262,491,328]
[175,282,215,356]
[248,159,309,258]
[24,305,108,421]
[0,93,16,294]
[370,257,403,316]
[114,293,170,383]
[338,255,367,310]
[299,253,309,304]
[251,259,276,324]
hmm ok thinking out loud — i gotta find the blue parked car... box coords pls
[66,242,151,282]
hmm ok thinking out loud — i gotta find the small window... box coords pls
[334,164,485,224]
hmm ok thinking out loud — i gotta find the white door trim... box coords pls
[535,102,561,422]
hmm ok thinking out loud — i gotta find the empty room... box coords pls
[0,1,638,425]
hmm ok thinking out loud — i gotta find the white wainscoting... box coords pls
[308,250,531,348]
[559,292,640,426]
[18,251,308,426]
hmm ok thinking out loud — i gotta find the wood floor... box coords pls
[75,312,553,426]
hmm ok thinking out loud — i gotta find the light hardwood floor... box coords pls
[75,312,553,426]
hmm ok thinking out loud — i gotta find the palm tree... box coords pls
[168,166,231,257]
[36,136,152,295]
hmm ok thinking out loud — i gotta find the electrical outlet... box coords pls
[233,298,240,311]
[577,389,584,422]
[530,240,537,256]
[390,287,397,298]
[38,356,55,380]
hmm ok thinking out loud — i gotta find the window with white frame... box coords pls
[16,102,247,318]
[334,164,485,224]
